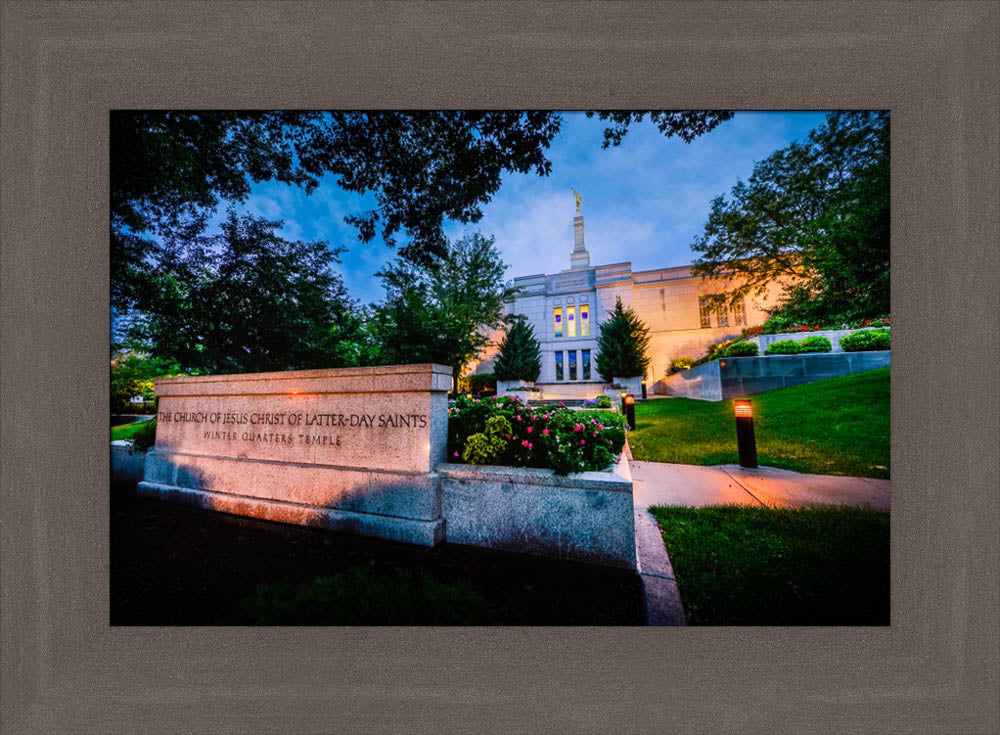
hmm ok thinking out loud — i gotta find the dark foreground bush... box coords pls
[232,567,499,625]
[448,395,627,475]
[841,328,891,352]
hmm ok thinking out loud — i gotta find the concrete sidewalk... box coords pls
[631,460,890,510]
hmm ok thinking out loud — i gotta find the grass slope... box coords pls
[651,504,890,625]
[630,368,889,477]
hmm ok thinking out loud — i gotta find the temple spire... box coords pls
[570,213,590,269]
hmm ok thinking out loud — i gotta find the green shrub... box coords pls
[669,356,694,374]
[765,340,803,355]
[841,329,890,352]
[799,335,833,353]
[232,568,498,625]
[461,415,512,465]
[448,395,627,475]
[493,316,542,382]
[129,418,157,452]
[722,341,759,357]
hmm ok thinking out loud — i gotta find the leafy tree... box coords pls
[493,316,542,382]
[112,110,734,311]
[124,210,363,374]
[372,232,513,384]
[110,351,185,411]
[691,111,889,322]
[585,111,734,147]
[595,297,651,381]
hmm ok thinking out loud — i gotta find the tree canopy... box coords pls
[123,210,362,374]
[595,297,651,381]
[371,232,513,383]
[492,315,542,382]
[111,110,734,312]
[691,111,889,322]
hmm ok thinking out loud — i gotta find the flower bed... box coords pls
[741,315,891,338]
[447,395,627,475]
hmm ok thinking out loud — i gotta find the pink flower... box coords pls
[526,426,533,433]
[542,429,550,435]
[598,424,604,430]
[528,442,533,450]
[515,415,522,422]
[522,440,530,447]
[581,439,586,445]
[453,451,459,457]
[573,424,582,432]
[593,431,598,437]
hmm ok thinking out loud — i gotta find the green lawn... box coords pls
[650,504,890,625]
[630,368,889,478]
[111,419,154,441]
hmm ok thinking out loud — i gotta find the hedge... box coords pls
[840,329,891,352]
[765,335,833,355]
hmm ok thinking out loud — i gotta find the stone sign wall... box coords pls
[138,364,452,545]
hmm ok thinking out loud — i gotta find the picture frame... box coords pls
[2,1,997,732]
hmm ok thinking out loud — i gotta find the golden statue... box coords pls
[572,189,582,213]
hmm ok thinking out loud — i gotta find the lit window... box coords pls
[580,304,589,336]
[698,297,712,328]
[733,298,746,326]
[553,308,562,337]
[582,349,591,380]
[567,306,576,338]
[555,351,564,381]
[568,350,577,380]
[716,301,729,328]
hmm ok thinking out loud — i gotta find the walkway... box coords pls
[631,461,890,511]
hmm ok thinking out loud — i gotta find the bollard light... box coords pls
[623,394,636,431]
[641,379,647,400]
[733,398,757,468]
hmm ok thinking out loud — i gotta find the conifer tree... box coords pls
[595,297,651,382]
[493,316,542,382]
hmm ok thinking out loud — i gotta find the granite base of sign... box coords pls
[137,364,451,547]
[438,454,636,569]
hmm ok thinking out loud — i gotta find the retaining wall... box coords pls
[438,454,636,568]
[657,351,890,401]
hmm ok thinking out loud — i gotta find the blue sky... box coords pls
[209,111,830,304]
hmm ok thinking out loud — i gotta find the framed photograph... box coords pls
[2,1,997,732]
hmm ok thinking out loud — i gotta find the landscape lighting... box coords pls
[623,394,636,431]
[733,399,757,468]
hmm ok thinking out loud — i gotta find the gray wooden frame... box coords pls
[2,1,997,732]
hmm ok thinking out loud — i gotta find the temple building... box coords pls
[471,212,787,398]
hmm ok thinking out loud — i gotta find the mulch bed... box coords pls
[110,489,644,626]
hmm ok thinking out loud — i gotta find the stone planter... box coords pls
[497,379,535,396]
[438,453,636,568]
[613,376,643,398]
[748,327,890,354]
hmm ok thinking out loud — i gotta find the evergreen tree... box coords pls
[595,298,651,382]
[493,316,542,382]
